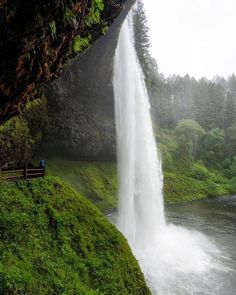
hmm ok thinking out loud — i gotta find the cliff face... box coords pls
[41,0,135,161]
[0,0,126,124]
[0,0,133,168]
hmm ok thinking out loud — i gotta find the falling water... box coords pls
[113,16,229,295]
[114,15,165,247]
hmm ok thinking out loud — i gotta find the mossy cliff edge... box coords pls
[0,177,150,294]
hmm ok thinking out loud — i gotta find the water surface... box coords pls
[162,195,236,295]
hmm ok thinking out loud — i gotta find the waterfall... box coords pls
[114,16,165,247]
[113,15,226,295]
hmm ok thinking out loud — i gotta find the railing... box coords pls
[0,166,45,181]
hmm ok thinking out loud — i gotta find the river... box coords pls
[162,195,236,295]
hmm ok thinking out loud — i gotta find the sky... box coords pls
[143,0,236,79]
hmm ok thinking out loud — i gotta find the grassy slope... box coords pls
[164,170,230,203]
[46,159,118,212]
[0,177,150,295]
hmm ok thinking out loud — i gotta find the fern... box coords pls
[72,36,90,53]
[85,0,105,27]
[49,20,57,40]
[63,8,75,25]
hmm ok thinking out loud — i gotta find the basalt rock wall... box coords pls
[41,0,135,161]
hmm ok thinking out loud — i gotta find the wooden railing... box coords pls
[0,166,45,181]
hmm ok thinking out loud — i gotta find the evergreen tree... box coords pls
[133,0,151,79]
[224,92,236,128]
[227,74,236,95]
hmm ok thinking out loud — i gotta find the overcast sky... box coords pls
[143,0,236,79]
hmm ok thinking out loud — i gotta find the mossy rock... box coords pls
[0,97,47,169]
[0,177,150,294]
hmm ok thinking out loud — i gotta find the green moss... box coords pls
[0,97,47,169]
[0,177,150,295]
[45,159,118,212]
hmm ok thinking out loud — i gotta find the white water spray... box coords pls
[114,16,226,295]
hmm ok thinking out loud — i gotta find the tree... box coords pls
[175,119,205,161]
[193,81,225,130]
[224,92,236,128]
[133,0,151,79]
[133,0,170,129]
[225,123,236,159]
[198,128,225,168]
[227,74,236,95]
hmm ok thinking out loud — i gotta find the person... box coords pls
[39,159,46,169]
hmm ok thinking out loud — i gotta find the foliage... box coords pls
[190,162,211,181]
[133,0,151,74]
[49,20,57,40]
[0,97,47,169]
[0,177,150,295]
[85,0,105,27]
[45,159,118,212]
[175,119,205,143]
[224,92,236,128]
[63,8,76,25]
[228,177,236,194]
[228,156,236,177]
[174,119,205,161]
[156,129,234,203]
[72,35,90,54]
[198,128,225,168]
[225,123,236,158]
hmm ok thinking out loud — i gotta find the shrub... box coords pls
[206,180,220,197]
[228,177,236,194]
[190,162,211,181]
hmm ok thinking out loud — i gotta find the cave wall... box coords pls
[41,0,135,161]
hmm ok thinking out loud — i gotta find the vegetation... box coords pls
[43,156,236,208]
[49,20,57,40]
[85,0,105,27]
[72,0,107,53]
[0,97,47,169]
[158,129,231,203]
[0,177,150,294]
[46,159,118,212]
[72,35,90,54]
